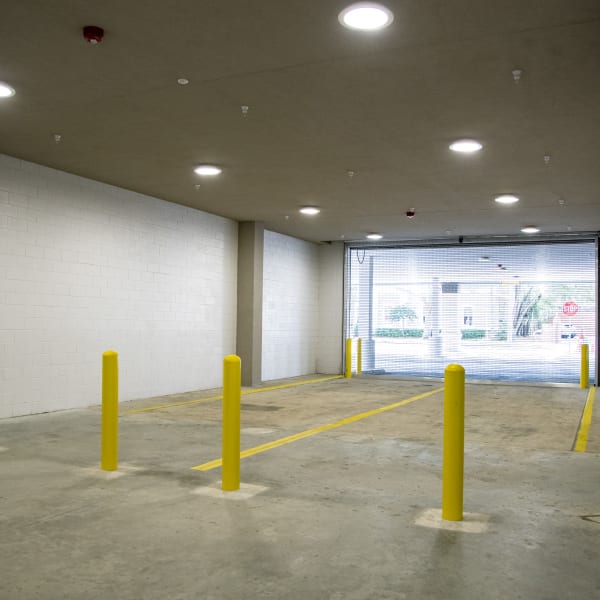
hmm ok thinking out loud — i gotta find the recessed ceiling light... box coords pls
[194,165,222,176]
[495,194,519,204]
[521,226,540,234]
[299,206,320,215]
[366,233,383,240]
[449,139,483,153]
[177,78,189,85]
[0,82,16,98]
[338,3,394,31]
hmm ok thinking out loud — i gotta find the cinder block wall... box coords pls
[262,230,319,380]
[0,155,238,418]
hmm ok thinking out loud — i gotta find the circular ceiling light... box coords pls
[0,82,16,98]
[299,206,320,215]
[495,194,519,204]
[449,139,483,153]
[366,233,383,240]
[338,3,394,31]
[194,165,222,176]
[521,226,540,234]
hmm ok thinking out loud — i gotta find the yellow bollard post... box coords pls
[345,338,352,378]
[357,337,362,376]
[101,350,119,471]
[442,363,465,521]
[222,354,241,491]
[580,343,589,389]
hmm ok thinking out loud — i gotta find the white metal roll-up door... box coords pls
[344,241,597,384]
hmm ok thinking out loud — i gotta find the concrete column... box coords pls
[236,221,264,386]
[427,277,442,355]
[357,255,375,371]
[317,242,344,374]
[506,285,515,343]
[441,282,460,356]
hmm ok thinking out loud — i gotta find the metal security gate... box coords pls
[345,240,598,384]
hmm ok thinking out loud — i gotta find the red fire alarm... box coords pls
[83,25,104,44]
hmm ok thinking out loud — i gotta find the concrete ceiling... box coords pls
[1,1,599,243]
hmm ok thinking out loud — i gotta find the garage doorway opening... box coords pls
[345,240,597,384]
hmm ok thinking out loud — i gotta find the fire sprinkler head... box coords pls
[512,69,522,84]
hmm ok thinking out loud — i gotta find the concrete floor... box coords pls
[1,376,599,599]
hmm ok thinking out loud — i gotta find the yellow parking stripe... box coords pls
[122,375,343,415]
[192,386,443,471]
[241,375,343,396]
[574,386,596,453]
[121,393,223,415]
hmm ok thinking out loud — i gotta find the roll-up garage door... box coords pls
[345,241,597,383]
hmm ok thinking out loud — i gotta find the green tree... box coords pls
[513,286,541,337]
[512,282,595,337]
[388,305,417,330]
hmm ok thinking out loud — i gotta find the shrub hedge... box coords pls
[374,328,489,340]
[461,329,486,340]
[374,328,424,338]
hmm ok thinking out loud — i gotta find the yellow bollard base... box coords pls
[193,482,268,500]
[415,508,490,533]
[222,481,240,492]
[441,508,464,522]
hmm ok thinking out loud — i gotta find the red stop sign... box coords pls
[563,301,578,315]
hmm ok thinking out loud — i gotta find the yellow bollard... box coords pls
[222,355,241,491]
[101,350,119,471]
[357,337,362,376]
[345,338,352,378]
[580,343,589,389]
[442,363,465,521]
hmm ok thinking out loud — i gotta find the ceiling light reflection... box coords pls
[449,139,483,153]
[339,3,394,31]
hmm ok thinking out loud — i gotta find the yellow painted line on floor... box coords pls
[121,393,223,415]
[574,386,596,453]
[192,386,443,471]
[121,375,344,415]
[241,375,343,396]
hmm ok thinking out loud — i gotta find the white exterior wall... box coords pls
[262,231,319,380]
[0,155,237,418]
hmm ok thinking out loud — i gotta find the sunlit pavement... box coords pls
[372,338,596,383]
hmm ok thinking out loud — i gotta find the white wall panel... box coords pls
[262,231,319,380]
[0,154,237,418]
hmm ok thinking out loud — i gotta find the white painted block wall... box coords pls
[262,231,320,380]
[0,154,238,418]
